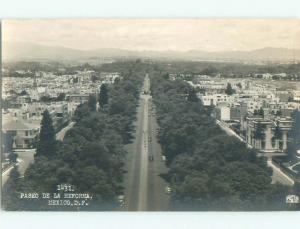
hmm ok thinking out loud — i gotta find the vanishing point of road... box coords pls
[123,74,169,211]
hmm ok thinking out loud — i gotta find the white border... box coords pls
[0,0,299,18]
[1,0,300,228]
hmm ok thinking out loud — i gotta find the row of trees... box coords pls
[150,73,293,210]
[156,61,300,77]
[288,110,300,162]
[2,61,146,211]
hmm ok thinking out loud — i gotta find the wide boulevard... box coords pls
[123,74,169,211]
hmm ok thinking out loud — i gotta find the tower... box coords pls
[33,72,38,88]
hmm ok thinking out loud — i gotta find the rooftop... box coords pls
[3,119,33,131]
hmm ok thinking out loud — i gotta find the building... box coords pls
[244,117,293,152]
[20,101,70,130]
[254,73,273,79]
[99,72,120,84]
[294,91,300,101]
[2,119,40,149]
[215,104,231,121]
[200,94,229,106]
[66,94,90,103]
[230,103,248,121]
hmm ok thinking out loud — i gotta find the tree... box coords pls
[187,88,199,102]
[36,110,57,158]
[272,124,282,149]
[200,66,217,75]
[3,132,14,153]
[9,165,21,180]
[40,95,52,102]
[225,83,234,95]
[151,71,281,210]
[2,166,21,210]
[276,110,282,116]
[88,95,97,111]
[99,84,109,108]
[73,103,90,122]
[253,123,266,140]
[288,110,300,159]
[290,110,300,142]
[2,61,148,210]
[20,90,28,96]
[91,74,97,83]
[8,152,18,163]
[56,93,66,101]
[258,107,264,118]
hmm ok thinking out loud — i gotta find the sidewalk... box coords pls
[2,158,22,177]
[267,159,295,186]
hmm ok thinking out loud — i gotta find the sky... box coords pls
[2,19,300,52]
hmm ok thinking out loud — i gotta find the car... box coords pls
[117,195,125,206]
[162,155,166,162]
[149,155,154,161]
[165,186,172,194]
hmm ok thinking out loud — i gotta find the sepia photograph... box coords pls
[1,19,300,211]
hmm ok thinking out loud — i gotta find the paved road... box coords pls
[147,96,170,211]
[122,75,169,211]
[56,121,76,141]
[267,159,294,186]
[288,161,300,172]
[216,120,248,146]
[2,162,19,186]
[2,149,35,186]
[137,91,150,210]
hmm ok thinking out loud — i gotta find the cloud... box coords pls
[2,19,300,52]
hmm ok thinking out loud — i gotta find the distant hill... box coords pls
[3,42,300,62]
[3,42,86,61]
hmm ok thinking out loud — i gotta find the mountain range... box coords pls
[3,42,300,62]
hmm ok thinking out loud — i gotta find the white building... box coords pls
[244,117,293,152]
[293,91,300,101]
[200,94,229,106]
[2,119,40,149]
[216,105,231,121]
